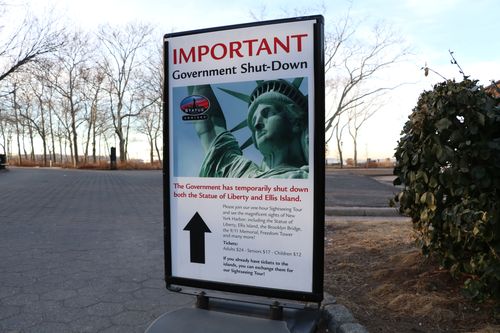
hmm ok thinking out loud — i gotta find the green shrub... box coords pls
[393,79,500,302]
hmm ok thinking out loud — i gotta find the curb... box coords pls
[325,206,400,217]
[321,292,369,333]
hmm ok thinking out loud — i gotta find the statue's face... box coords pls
[251,102,291,154]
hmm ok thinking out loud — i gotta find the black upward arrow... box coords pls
[183,212,211,264]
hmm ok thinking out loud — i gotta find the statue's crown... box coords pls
[219,78,307,150]
[249,80,307,111]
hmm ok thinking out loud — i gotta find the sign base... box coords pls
[145,299,321,333]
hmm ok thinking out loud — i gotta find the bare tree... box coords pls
[18,73,50,165]
[249,5,409,166]
[325,22,410,150]
[45,75,58,164]
[136,45,162,164]
[0,2,65,164]
[97,23,155,162]
[0,78,12,154]
[0,3,65,83]
[43,31,92,166]
[0,115,11,155]
[8,82,24,164]
[81,66,106,163]
[136,102,162,164]
[28,59,61,164]
[346,98,382,167]
[0,87,14,155]
[328,115,347,167]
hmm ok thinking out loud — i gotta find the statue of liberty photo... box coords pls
[188,78,309,178]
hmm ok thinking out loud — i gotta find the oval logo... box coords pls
[180,95,210,115]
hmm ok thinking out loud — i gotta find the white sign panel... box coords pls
[164,16,323,300]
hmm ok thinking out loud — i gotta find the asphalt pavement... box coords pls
[0,168,193,333]
[0,167,403,332]
[325,168,397,207]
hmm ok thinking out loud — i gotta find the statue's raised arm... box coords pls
[188,85,227,152]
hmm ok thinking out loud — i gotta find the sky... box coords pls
[6,0,500,161]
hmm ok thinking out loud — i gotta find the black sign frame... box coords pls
[163,15,325,303]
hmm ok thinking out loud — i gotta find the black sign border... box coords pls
[163,15,325,303]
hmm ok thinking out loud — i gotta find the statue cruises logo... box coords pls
[180,95,210,121]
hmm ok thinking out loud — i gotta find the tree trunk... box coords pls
[40,103,47,166]
[67,133,74,165]
[334,119,344,168]
[70,102,79,166]
[149,136,154,164]
[90,103,97,163]
[83,113,92,164]
[155,138,161,164]
[49,104,56,164]
[124,115,131,161]
[92,123,96,163]
[353,136,358,168]
[155,107,162,164]
[119,138,126,163]
[58,130,63,164]
[28,123,34,161]
[13,90,23,165]
[336,139,344,169]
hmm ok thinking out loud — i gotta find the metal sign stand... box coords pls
[154,14,325,333]
[145,291,321,333]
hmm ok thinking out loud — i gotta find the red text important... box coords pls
[173,34,308,64]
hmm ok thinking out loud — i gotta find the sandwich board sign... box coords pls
[163,15,325,302]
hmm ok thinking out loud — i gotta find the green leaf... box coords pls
[471,166,486,180]
[429,177,439,188]
[476,112,485,126]
[435,118,453,131]
[416,170,429,184]
[449,130,463,143]
[479,149,490,160]
[411,154,419,166]
[419,192,428,204]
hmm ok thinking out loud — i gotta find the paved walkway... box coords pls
[0,168,193,333]
[325,170,398,208]
[0,167,403,332]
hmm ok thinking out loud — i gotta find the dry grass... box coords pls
[323,218,499,333]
